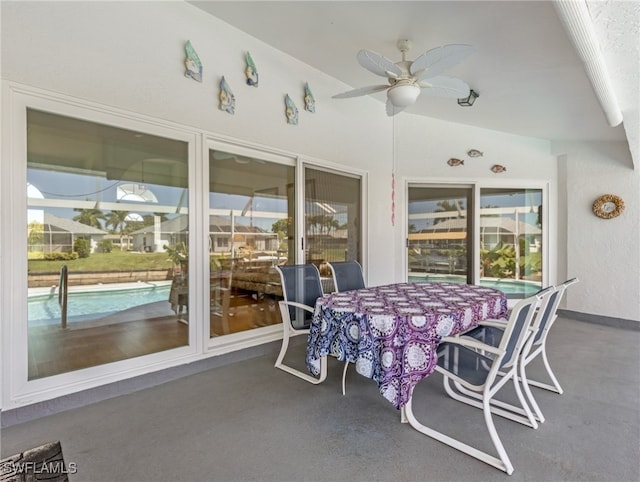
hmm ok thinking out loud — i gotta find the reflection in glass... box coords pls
[26,109,189,379]
[209,150,294,337]
[304,168,362,292]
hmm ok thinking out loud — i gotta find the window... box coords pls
[26,108,190,379]
[304,167,363,291]
[208,149,295,337]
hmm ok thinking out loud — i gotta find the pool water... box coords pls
[408,274,541,297]
[28,283,172,326]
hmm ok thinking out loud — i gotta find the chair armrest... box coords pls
[473,320,508,329]
[440,335,504,356]
[278,300,315,313]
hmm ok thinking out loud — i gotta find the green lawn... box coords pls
[28,251,173,274]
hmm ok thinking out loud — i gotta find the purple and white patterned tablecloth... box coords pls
[306,282,508,409]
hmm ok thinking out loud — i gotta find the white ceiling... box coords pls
[190,1,638,153]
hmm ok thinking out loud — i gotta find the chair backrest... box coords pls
[532,277,579,345]
[498,293,542,369]
[518,285,556,353]
[275,264,324,329]
[328,260,365,292]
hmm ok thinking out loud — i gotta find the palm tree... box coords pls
[28,220,44,253]
[326,217,340,235]
[73,206,105,229]
[105,210,130,251]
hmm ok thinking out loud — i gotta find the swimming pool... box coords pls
[408,274,541,297]
[28,282,172,326]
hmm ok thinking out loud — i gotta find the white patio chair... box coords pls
[403,293,541,475]
[450,286,555,428]
[458,278,579,424]
[274,264,327,384]
[523,277,579,394]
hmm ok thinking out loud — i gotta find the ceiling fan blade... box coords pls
[410,44,475,80]
[357,49,403,78]
[386,98,407,116]
[332,84,389,99]
[417,76,471,98]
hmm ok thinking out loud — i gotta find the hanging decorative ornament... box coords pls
[184,40,203,82]
[304,82,316,113]
[467,149,483,157]
[391,171,396,226]
[491,164,507,173]
[219,76,235,114]
[284,94,299,125]
[245,52,259,87]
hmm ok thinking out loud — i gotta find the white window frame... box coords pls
[1,84,201,409]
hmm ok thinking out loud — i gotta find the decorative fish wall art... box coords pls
[285,94,299,125]
[467,149,483,157]
[304,82,316,113]
[245,52,259,87]
[491,164,507,173]
[447,158,464,167]
[219,76,235,114]
[184,41,203,82]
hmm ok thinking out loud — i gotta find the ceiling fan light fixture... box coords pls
[457,89,479,107]
[387,84,421,108]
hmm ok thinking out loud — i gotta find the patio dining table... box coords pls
[306,282,508,409]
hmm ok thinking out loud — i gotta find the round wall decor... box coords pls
[592,194,625,219]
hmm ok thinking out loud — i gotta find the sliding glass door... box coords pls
[408,184,544,298]
[208,149,295,337]
[479,188,543,297]
[19,101,364,386]
[407,185,474,284]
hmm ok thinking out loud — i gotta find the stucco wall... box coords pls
[559,142,640,321]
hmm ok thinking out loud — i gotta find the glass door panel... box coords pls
[479,188,543,297]
[407,186,473,284]
[304,167,362,292]
[26,109,189,380]
[209,150,294,337]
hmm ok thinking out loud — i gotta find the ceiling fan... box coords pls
[333,39,474,116]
